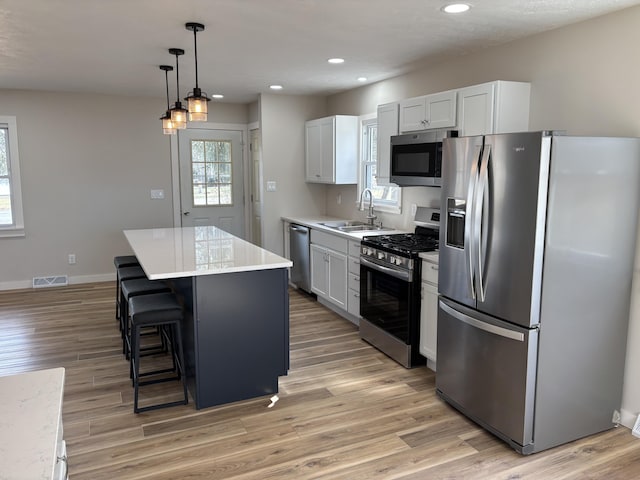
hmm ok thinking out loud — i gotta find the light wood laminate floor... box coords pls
[1,282,639,479]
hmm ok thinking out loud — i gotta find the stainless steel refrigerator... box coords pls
[437,131,640,454]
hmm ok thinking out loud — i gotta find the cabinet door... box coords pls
[457,83,495,137]
[399,97,427,132]
[327,249,347,309]
[376,102,399,185]
[310,244,328,297]
[420,282,439,361]
[320,117,335,182]
[305,121,323,181]
[425,91,457,129]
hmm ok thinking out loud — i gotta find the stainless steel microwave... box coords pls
[390,130,458,186]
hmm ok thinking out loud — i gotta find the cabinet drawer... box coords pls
[348,240,361,257]
[422,260,439,285]
[348,256,360,275]
[311,229,348,253]
[347,288,360,318]
[348,271,360,292]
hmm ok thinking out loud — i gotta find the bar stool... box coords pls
[114,256,140,320]
[116,265,146,325]
[120,278,172,357]
[129,292,188,413]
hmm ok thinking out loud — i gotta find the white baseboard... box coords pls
[620,408,637,430]
[0,273,115,291]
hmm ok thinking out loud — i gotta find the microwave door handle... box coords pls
[464,145,481,299]
[475,145,491,302]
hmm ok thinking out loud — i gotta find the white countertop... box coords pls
[124,226,292,280]
[419,251,440,263]
[0,368,65,480]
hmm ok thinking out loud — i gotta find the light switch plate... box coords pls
[266,181,277,192]
[150,189,165,199]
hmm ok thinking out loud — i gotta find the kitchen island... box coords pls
[124,226,292,410]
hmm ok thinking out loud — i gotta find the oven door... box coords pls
[359,256,415,343]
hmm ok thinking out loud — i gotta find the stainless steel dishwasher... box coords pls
[289,223,311,293]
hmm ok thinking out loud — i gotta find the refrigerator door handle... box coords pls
[475,145,491,302]
[464,145,482,299]
[439,299,525,342]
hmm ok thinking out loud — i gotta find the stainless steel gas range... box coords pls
[359,207,440,368]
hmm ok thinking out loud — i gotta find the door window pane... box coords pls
[191,139,233,206]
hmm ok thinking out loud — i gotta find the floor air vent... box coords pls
[633,414,640,439]
[32,275,69,288]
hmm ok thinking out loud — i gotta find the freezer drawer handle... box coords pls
[439,300,525,342]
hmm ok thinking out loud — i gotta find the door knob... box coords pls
[183,211,190,216]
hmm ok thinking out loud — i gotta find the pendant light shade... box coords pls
[169,48,188,130]
[184,22,210,122]
[159,65,176,135]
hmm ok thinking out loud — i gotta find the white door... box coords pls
[249,128,263,246]
[178,128,245,237]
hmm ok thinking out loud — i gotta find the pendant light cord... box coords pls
[164,70,171,110]
[175,53,180,102]
[193,29,199,89]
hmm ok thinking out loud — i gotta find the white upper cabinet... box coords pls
[456,81,531,137]
[399,90,457,133]
[305,115,358,184]
[376,102,399,186]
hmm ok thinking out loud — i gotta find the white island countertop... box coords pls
[0,368,65,480]
[124,226,292,280]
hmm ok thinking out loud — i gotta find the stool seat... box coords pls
[118,265,146,281]
[120,279,171,357]
[115,265,147,323]
[130,293,182,326]
[114,255,139,269]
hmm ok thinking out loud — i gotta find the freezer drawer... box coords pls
[436,298,538,452]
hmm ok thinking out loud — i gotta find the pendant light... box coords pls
[159,65,176,135]
[169,48,188,129]
[184,22,210,122]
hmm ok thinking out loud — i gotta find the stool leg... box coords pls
[172,322,188,405]
[133,324,141,412]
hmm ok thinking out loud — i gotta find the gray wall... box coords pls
[259,93,327,254]
[322,5,640,430]
[0,90,248,288]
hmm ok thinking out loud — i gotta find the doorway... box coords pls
[175,127,245,238]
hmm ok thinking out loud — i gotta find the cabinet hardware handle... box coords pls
[57,454,68,479]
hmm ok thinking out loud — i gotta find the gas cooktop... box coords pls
[362,226,439,258]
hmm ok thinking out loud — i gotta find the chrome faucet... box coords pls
[359,188,376,225]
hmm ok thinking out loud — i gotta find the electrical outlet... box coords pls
[266,181,277,192]
[68,254,76,265]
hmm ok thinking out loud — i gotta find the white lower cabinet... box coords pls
[310,230,348,309]
[347,240,361,320]
[420,256,439,363]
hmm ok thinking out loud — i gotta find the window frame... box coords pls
[358,114,401,214]
[0,116,25,237]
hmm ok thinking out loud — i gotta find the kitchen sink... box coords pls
[337,225,392,232]
[318,221,392,232]
[318,220,367,228]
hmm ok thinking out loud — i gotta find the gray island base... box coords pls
[171,267,289,409]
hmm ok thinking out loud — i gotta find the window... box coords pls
[0,116,25,237]
[360,117,401,212]
[191,139,233,206]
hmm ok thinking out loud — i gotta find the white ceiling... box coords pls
[0,0,638,104]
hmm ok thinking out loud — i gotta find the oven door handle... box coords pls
[360,257,412,282]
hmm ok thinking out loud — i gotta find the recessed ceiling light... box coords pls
[328,58,345,64]
[212,94,224,99]
[269,85,283,90]
[357,77,368,82]
[442,3,471,14]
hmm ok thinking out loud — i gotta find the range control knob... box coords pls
[377,252,385,260]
